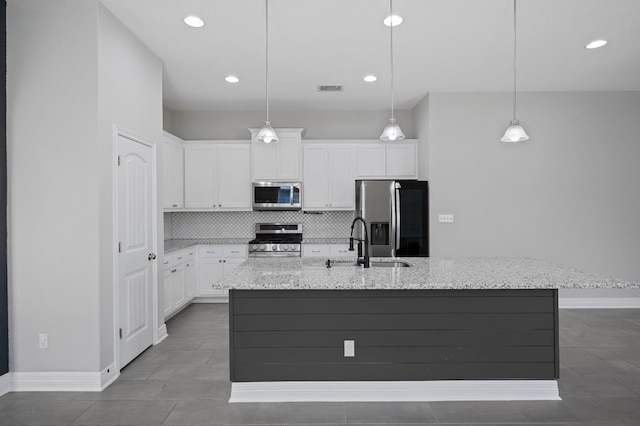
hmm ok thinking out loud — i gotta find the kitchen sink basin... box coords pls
[326,260,411,268]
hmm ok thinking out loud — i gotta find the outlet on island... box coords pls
[344,339,355,357]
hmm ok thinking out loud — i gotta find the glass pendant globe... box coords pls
[255,121,279,144]
[501,120,529,143]
[380,118,405,141]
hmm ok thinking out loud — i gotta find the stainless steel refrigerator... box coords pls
[354,180,429,257]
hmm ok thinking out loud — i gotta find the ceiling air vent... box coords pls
[317,85,344,92]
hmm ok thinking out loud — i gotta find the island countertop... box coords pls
[217,256,638,290]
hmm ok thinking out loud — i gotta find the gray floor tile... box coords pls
[428,401,529,424]
[196,338,228,351]
[152,337,207,352]
[162,400,259,425]
[344,402,436,424]
[136,350,215,365]
[1,391,81,400]
[118,362,162,380]
[148,363,229,382]
[511,397,624,423]
[559,374,639,397]
[593,396,640,423]
[153,381,230,401]
[73,380,167,400]
[1,400,94,425]
[255,402,346,424]
[72,400,177,425]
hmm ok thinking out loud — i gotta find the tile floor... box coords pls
[1,305,639,425]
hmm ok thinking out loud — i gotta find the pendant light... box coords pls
[501,0,529,143]
[380,0,405,141]
[255,0,279,144]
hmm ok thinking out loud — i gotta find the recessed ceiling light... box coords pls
[184,16,204,28]
[585,39,607,49]
[225,75,239,83]
[383,15,403,27]
[363,75,377,82]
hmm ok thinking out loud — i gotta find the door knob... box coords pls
[148,253,157,261]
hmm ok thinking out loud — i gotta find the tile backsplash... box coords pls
[165,211,355,239]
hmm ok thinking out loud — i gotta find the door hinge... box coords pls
[118,242,122,253]
[117,155,121,166]
[119,328,123,339]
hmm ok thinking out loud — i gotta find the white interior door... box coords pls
[118,134,154,368]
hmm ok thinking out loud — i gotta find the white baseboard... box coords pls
[12,371,103,392]
[155,324,168,345]
[229,380,561,403]
[0,372,12,397]
[559,297,640,309]
[100,363,118,390]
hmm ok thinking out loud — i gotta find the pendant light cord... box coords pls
[265,0,270,122]
[390,0,395,120]
[512,0,517,121]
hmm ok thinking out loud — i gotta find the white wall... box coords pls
[7,0,163,375]
[7,0,101,372]
[423,91,640,285]
[166,109,414,140]
[97,4,163,371]
[412,93,430,181]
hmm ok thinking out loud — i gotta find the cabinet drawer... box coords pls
[302,245,330,257]
[199,246,223,258]
[330,244,356,258]
[162,254,174,270]
[174,248,196,264]
[224,245,247,258]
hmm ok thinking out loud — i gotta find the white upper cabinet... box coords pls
[162,132,184,209]
[356,140,418,179]
[250,128,303,181]
[303,143,356,210]
[184,143,251,210]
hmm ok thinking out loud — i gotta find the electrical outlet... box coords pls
[39,333,48,349]
[344,340,355,357]
[438,214,454,223]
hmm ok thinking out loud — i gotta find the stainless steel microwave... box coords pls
[252,182,302,211]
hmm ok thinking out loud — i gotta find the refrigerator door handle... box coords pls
[393,182,401,256]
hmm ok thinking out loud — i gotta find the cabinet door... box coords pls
[172,264,186,309]
[184,146,217,208]
[356,145,386,178]
[327,145,355,209]
[387,143,417,178]
[302,145,329,209]
[163,141,184,209]
[217,145,251,210]
[163,268,173,317]
[251,141,278,180]
[184,261,196,300]
[277,132,301,180]
[197,257,223,296]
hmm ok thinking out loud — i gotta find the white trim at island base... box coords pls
[229,380,561,403]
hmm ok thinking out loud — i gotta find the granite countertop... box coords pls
[217,256,639,290]
[164,238,251,253]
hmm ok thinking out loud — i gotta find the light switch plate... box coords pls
[439,214,454,223]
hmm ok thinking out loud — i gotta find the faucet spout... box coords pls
[349,217,370,268]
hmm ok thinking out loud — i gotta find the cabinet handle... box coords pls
[172,204,178,207]
[219,204,222,207]
[177,256,183,260]
[230,250,239,254]
[223,260,226,263]
[171,269,177,273]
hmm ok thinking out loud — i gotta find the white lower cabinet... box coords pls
[197,245,247,297]
[163,248,196,319]
[302,244,356,258]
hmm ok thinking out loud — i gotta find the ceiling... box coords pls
[101,0,640,112]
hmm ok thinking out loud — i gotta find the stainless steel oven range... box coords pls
[248,223,303,257]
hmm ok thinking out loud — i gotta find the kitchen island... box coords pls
[219,257,637,402]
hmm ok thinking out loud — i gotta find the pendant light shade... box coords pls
[501,119,529,143]
[255,121,278,144]
[380,118,405,141]
[501,0,528,143]
[255,0,279,144]
[380,0,405,141]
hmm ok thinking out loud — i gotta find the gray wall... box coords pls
[164,109,414,140]
[423,91,640,285]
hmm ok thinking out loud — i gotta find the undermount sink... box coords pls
[370,261,411,268]
[327,260,411,268]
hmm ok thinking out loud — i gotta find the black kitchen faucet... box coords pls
[349,217,370,268]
